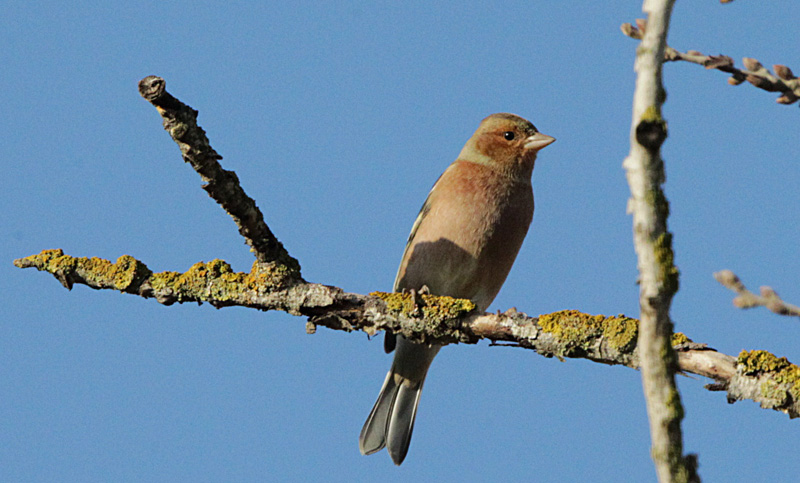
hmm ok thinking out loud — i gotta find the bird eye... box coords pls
[503,131,515,141]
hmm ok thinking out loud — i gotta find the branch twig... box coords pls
[13,249,800,420]
[138,76,302,279]
[621,20,800,106]
[714,270,800,318]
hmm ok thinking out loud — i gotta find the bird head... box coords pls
[458,113,555,179]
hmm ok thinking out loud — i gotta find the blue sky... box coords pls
[3,1,799,481]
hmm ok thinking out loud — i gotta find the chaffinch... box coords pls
[359,113,555,465]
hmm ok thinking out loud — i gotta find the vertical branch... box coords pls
[623,1,698,482]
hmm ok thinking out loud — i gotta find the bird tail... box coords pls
[359,338,439,465]
[359,371,424,465]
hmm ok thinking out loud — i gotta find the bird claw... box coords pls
[407,285,430,316]
[383,286,430,352]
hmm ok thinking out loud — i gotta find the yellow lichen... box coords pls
[738,350,800,403]
[370,292,476,322]
[641,105,663,122]
[539,310,604,349]
[671,332,690,346]
[155,259,246,302]
[738,350,791,374]
[665,384,685,420]
[370,291,477,342]
[112,255,146,289]
[16,249,301,306]
[538,310,639,353]
[419,294,476,321]
[143,258,298,303]
[249,261,298,290]
[15,249,152,292]
[371,292,415,313]
[654,232,680,295]
[645,187,670,219]
[603,315,639,352]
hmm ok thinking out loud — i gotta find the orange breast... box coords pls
[395,160,533,311]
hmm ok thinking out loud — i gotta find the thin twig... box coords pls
[714,270,800,318]
[138,76,302,278]
[621,20,800,106]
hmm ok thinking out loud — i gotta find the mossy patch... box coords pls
[370,291,477,342]
[641,105,663,122]
[738,350,792,374]
[738,350,800,404]
[538,310,639,354]
[671,332,690,346]
[250,260,299,289]
[370,291,476,322]
[147,259,242,302]
[147,259,294,303]
[665,384,685,420]
[603,315,639,352]
[17,249,297,304]
[645,187,670,220]
[654,232,680,295]
[16,249,152,292]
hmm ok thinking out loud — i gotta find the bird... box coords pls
[359,113,555,465]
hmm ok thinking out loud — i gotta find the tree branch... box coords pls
[621,20,800,107]
[714,270,800,318]
[14,249,800,421]
[138,76,302,279]
[623,2,698,482]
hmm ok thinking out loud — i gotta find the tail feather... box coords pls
[359,372,397,455]
[359,371,425,466]
[385,378,424,465]
[360,337,439,465]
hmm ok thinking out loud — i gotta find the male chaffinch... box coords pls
[359,113,555,465]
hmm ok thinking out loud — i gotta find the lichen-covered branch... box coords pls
[14,249,800,420]
[714,270,800,318]
[623,2,698,482]
[137,76,302,278]
[621,20,800,107]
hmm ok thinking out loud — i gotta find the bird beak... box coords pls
[524,132,556,151]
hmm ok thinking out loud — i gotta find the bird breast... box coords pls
[395,160,534,312]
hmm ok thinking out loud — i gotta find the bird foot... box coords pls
[407,285,430,316]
